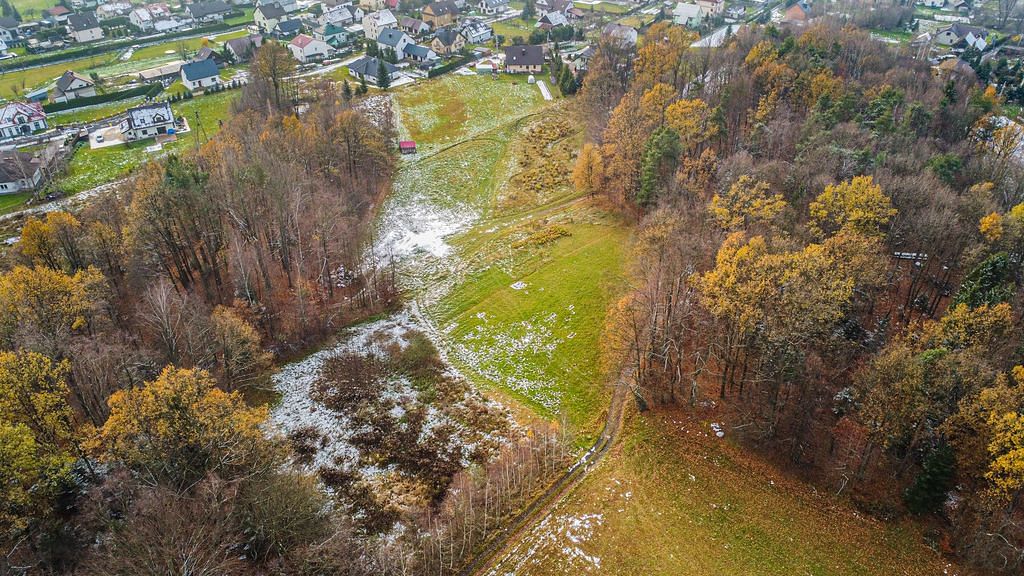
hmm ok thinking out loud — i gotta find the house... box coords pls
[0,151,43,194]
[187,1,233,23]
[935,57,976,80]
[193,46,228,67]
[399,140,416,154]
[696,0,723,17]
[347,55,397,85]
[153,17,190,32]
[258,0,298,11]
[0,102,47,140]
[67,12,103,43]
[919,0,944,6]
[359,0,386,10]
[274,18,303,37]
[96,1,134,20]
[673,2,703,27]
[120,102,176,142]
[129,7,154,30]
[431,26,465,55]
[781,1,811,24]
[459,17,492,43]
[138,60,184,84]
[362,8,397,39]
[952,0,969,13]
[478,0,508,14]
[563,44,593,74]
[0,17,18,43]
[180,59,221,90]
[934,23,988,47]
[51,70,96,103]
[146,3,173,19]
[313,23,348,46]
[399,16,430,36]
[535,0,572,16]
[504,44,543,73]
[601,23,637,46]
[476,57,498,74]
[225,33,264,62]
[421,0,458,28]
[536,11,568,29]
[321,4,355,25]
[376,27,412,57]
[255,3,288,32]
[43,6,71,24]
[403,42,437,63]
[288,33,331,62]
[725,5,744,19]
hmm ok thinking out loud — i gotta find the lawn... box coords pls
[56,89,237,193]
[492,17,536,42]
[10,0,54,19]
[0,52,118,98]
[0,191,31,216]
[225,7,255,26]
[48,96,146,125]
[490,410,962,575]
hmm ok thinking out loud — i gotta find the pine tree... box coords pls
[558,65,577,95]
[377,59,391,91]
[357,75,368,95]
[904,444,956,515]
[342,78,353,102]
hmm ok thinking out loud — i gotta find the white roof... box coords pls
[124,102,174,130]
[674,2,702,19]
[368,9,397,24]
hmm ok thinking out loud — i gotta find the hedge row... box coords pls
[43,83,162,113]
[1,22,234,74]
[427,53,475,78]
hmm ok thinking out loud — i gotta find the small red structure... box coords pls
[399,140,417,154]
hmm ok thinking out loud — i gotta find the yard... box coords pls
[489,411,961,575]
[55,89,237,193]
[492,17,537,42]
[9,0,54,19]
[0,191,31,217]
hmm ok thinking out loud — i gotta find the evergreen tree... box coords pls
[357,75,368,95]
[904,444,956,515]
[521,0,535,20]
[558,65,577,95]
[377,60,390,91]
[342,78,353,102]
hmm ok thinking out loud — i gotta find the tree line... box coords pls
[576,21,1024,572]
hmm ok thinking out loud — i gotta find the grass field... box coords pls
[492,17,536,42]
[0,191,31,216]
[392,76,627,437]
[10,0,53,18]
[49,96,147,125]
[491,410,962,575]
[56,89,237,193]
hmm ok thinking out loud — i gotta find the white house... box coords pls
[0,151,43,194]
[119,102,176,141]
[403,42,437,63]
[321,4,355,25]
[180,59,221,90]
[129,7,154,30]
[601,22,637,46]
[288,33,331,62]
[376,27,412,57]
[478,0,508,14]
[696,0,724,17]
[362,9,397,40]
[51,71,96,103]
[67,12,104,43]
[0,102,47,140]
[96,1,134,20]
[535,0,572,17]
[459,17,492,43]
[254,3,288,32]
[187,0,234,23]
[673,2,704,27]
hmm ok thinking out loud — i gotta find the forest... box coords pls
[577,21,1024,573]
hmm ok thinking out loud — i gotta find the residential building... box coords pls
[129,7,154,30]
[348,55,397,85]
[273,18,303,37]
[563,44,593,74]
[43,6,71,24]
[781,1,811,24]
[376,27,412,57]
[359,0,386,9]
[696,0,723,17]
[431,25,465,55]
[67,12,103,43]
[601,22,636,46]
[193,46,228,67]
[188,0,234,23]
[478,0,508,14]
[314,23,348,46]
[180,59,221,90]
[536,11,568,29]
[919,0,945,6]
[362,8,397,39]
[403,42,437,63]
[399,16,430,36]
[321,4,356,25]
[0,102,47,140]
[459,17,492,43]
[289,33,331,62]
[120,102,176,141]
[138,60,185,84]
[51,70,96,103]
[96,1,134,20]
[0,150,43,194]
[255,3,288,32]
[225,33,264,62]
[673,2,703,27]
[935,22,988,47]
[0,17,18,43]
[504,44,543,73]
[535,0,572,16]
[421,0,458,27]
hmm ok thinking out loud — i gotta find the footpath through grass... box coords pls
[491,410,962,575]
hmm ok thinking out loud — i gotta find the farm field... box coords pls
[490,411,960,576]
